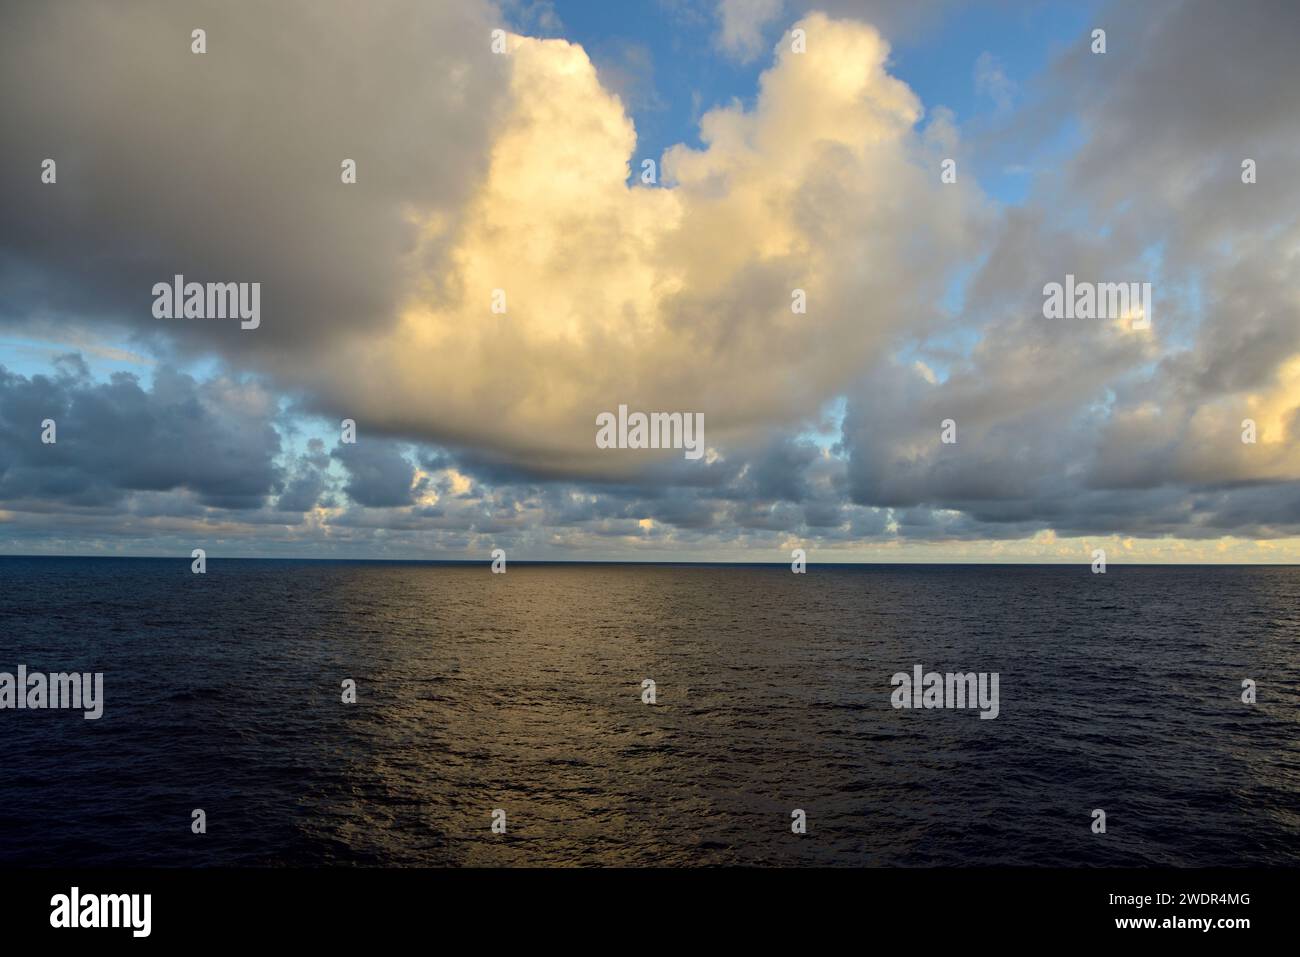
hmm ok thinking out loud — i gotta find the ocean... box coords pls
[1,557,1297,867]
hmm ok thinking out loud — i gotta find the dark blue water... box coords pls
[1,557,1297,866]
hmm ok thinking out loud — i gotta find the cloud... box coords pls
[589,40,667,116]
[2,7,982,484]
[715,0,785,61]
[500,0,565,37]
[303,13,980,476]
[974,51,1014,112]
[837,0,1300,540]
[276,438,330,513]
[789,0,963,44]
[332,438,420,509]
[5,0,1300,558]
[0,0,510,363]
[0,361,283,511]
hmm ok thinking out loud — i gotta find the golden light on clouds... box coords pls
[4,1,1300,561]
[293,14,981,477]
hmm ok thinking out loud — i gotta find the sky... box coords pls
[2,0,1299,562]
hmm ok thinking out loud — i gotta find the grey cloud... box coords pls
[0,361,283,510]
[6,1,1300,556]
[0,0,509,358]
[835,0,1300,540]
[331,439,420,509]
[276,439,331,513]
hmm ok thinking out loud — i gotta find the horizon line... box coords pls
[2,553,1298,568]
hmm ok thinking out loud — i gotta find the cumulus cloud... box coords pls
[839,0,1300,540]
[332,438,421,509]
[1,5,982,480]
[0,361,283,511]
[275,438,331,513]
[4,0,1300,559]
[295,13,981,475]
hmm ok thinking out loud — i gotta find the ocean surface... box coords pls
[1,557,1297,867]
